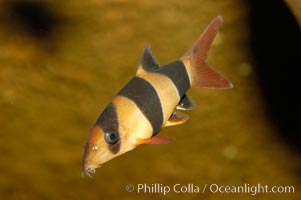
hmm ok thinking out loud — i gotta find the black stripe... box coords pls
[95,103,120,154]
[156,60,190,97]
[117,77,163,134]
[96,102,119,133]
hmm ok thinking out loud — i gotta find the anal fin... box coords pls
[177,94,196,110]
[165,111,189,127]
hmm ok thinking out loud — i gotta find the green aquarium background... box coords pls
[0,0,300,199]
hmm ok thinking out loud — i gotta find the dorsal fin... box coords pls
[136,45,160,75]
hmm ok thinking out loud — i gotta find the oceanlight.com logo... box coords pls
[208,183,295,196]
[125,183,295,196]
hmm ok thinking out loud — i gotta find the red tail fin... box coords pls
[182,16,233,89]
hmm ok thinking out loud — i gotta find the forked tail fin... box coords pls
[181,16,233,89]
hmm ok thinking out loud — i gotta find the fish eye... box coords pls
[104,132,119,144]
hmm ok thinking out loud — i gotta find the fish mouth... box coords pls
[82,165,102,178]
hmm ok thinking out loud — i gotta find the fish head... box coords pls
[82,124,137,177]
[82,99,141,177]
[82,94,156,177]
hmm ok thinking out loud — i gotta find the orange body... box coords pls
[82,16,233,177]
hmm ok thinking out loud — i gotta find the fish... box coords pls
[82,16,233,177]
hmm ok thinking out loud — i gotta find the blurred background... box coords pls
[0,0,300,199]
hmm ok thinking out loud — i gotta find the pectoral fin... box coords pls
[177,94,196,110]
[136,136,175,145]
[165,111,189,127]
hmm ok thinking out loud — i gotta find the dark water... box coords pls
[249,0,301,151]
[0,0,300,199]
